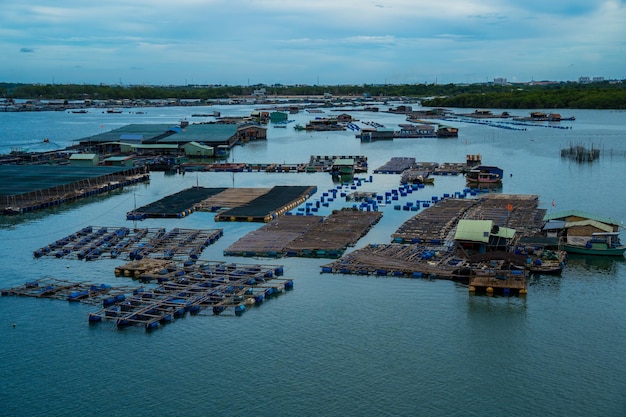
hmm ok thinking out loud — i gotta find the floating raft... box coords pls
[215,185,317,222]
[194,187,271,212]
[392,198,478,244]
[128,186,227,219]
[225,208,382,258]
[321,194,542,293]
[33,226,223,261]
[1,261,294,331]
[0,277,132,305]
[93,261,293,330]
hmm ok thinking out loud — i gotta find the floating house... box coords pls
[454,219,516,253]
[542,210,623,255]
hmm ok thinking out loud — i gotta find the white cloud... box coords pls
[0,0,624,84]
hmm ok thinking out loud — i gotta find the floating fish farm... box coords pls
[1,261,293,331]
[215,185,317,222]
[320,194,546,294]
[32,226,223,261]
[224,208,382,258]
[0,165,149,215]
[127,186,227,220]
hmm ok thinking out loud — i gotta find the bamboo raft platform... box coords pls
[320,194,544,293]
[321,242,527,292]
[391,198,479,244]
[215,185,317,222]
[224,208,382,258]
[284,208,383,257]
[225,215,323,257]
[32,226,223,261]
[463,194,546,235]
[194,187,271,212]
[1,261,294,330]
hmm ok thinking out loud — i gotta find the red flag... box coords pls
[551,200,555,207]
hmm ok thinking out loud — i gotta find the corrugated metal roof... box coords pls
[79,124,177,143]
[564,220,614,233]
[543,210,620,226]
[70,153,97,160]
[454,219,492,243]
[164,124,238,144]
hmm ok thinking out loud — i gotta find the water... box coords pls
[1,105,625,416]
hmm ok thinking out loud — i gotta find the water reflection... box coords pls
[565,253,625,275]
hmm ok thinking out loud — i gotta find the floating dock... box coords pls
[215,185,317,222]
[225,208,382,258]
[32,226,223,261]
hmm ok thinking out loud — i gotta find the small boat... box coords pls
[563,232,626,256]
[106,108,122,114]
[70,109,88,114]
[466,165,503,184]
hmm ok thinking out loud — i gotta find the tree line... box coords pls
[1,81,624,109]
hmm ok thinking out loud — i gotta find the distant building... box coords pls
[69,153,99,167]
[493,78,507,85]
[592,77,605,82]
[578,76,591,83]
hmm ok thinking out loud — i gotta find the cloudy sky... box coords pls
[1,0,625,85]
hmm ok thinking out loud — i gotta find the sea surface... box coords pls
[0,104,625,417]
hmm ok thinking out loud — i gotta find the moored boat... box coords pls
[563,232,625,256]
[465,165,503,184]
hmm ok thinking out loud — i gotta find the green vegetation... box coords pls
[1,81,624,109]
[422,82,626,109]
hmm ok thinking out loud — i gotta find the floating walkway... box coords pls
[215,185,317,222]
[33,226,223,261]
[225,208,382,258]
[1,261,294,331]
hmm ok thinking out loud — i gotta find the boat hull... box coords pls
[563,244,626,256]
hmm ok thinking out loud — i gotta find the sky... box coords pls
[1,0,625,86]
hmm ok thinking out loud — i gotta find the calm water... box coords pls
[1,105,625,417]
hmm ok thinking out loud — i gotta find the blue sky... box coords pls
[1,0,625,85]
